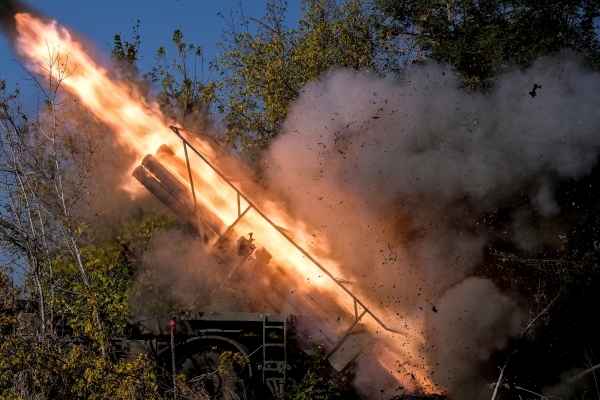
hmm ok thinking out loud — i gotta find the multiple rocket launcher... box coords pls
[133,126,397,371]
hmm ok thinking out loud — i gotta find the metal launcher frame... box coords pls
[118,311,292,395]
[134,126,403,371]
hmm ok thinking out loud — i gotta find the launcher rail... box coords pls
[168,126,404,354]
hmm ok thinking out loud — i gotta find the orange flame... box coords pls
[14,12,437,393]
[14,13,181,169]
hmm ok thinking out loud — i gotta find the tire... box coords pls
[177,338,250,399]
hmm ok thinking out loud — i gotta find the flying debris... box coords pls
[528,84,542,98]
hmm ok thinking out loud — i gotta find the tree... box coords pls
[375,0,600,87]
[145,29,219,122]
[148,0,420,168]
[0,45,106,343]
[215,0,421,163]
[0,44,176,398]
[284,345,349,400]
[0,206,174,398]
[486,244,600,398]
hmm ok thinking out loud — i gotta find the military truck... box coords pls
[113,311,295,397]
[125,126,404,396]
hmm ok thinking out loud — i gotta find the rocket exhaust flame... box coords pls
[13,13,180,174]
[169,126,395,327]
[137,126,410,371]
[12,11,436,393]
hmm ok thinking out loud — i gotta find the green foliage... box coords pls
[268,330,282,340]
[0,215,176,398]
[146,29,218,121]
[0,336,163,399]
[284,345,347,400]
[0,267,20,335]
[144,1,413,170]
[217,351,248,376]
[376,0,600,88]
[211,0,412,165]
[112,20,142,68]
[51,214,177,340]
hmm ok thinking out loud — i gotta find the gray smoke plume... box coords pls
[265,53,600,396]
[543,367,590,400]
[129,229,246,316]
[0,0,37,41]
[427,277,522,398]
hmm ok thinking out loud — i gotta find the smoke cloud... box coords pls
[129,229,246,316]
[543,367,590,400]
[427,277,522,398]
[265,53,600,396]
[0,0,37,41]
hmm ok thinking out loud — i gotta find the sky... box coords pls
[0,0,302,91]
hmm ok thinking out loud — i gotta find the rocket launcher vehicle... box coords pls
[133,126,403,371]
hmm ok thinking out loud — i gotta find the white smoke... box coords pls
[129,229,246,316]
[427,277,522,398]
[265,52,600,396]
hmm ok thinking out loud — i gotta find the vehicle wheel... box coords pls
[178,339,249,399]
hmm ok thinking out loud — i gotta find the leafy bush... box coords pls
[284,345,349,400]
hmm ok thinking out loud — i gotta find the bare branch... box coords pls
[569,362,600,383]
[521,291,561,339]
[490,357,510,400]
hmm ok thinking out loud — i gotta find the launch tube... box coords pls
[132,165,200,236]
[155,144,225,233]
[141,154,195,209]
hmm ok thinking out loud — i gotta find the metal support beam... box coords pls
[169,126,404,337]
[325,309,368,359]
[183,142,204,238]
[209,205,251,254]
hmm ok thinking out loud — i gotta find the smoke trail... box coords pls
[265,53,600,396]
[0,0,37,41]
[1,6,191,236]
